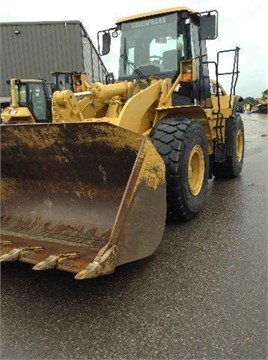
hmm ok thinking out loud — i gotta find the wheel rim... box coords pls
[236,129,243,162]
[188,145,205,196]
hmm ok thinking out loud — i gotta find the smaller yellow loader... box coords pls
[1,72,91,124]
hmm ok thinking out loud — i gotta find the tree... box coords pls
[241,96,258,105]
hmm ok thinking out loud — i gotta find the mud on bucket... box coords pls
[1,122,166,279]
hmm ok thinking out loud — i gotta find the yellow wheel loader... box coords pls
[256,89,268,114]
[0,7,244,279]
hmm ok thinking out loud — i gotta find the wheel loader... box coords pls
[0,6,244,280]
[256,89,268,114]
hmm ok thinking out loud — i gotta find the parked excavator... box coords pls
[1,71,91,123]
[0,6,244,280]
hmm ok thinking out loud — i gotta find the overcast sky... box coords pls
[1,0,267,98]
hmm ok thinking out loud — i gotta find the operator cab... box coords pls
[98,7,217,105]
[98,8,217,81]
[51,72,74,91]
[16,80,52,123]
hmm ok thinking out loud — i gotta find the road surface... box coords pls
[1,113,267,360]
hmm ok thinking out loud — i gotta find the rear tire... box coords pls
[150,117,209,221]
[213,114,244,178]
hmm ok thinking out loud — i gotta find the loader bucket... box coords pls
[0,122,166,279]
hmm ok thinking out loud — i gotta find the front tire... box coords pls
[213,114,244,178]
[150,117,209,221]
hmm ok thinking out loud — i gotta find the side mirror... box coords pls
[97,27,120,56]
[102,32,111,56]
[106,72,115,84]
[200,11,218,40]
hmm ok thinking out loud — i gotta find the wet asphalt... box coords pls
[1,113,267,360]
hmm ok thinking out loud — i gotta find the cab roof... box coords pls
[116,6,195,24]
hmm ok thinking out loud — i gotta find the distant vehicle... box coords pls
[1,72,92,123]
[256,89,268,114]
[1,78,53,123]
[50,71,90,93]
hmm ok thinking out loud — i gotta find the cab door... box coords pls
[26,83,49,123]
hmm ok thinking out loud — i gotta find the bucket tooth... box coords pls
[75,245,117,280]
[0,248,22,262]
[0,246,44,262]
[0,240,14,247]
[33,255,59,270]
[75,263,102,280]
[33,252,79,271]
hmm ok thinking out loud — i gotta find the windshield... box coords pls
[118,13,185,79]
[52,73,73,91]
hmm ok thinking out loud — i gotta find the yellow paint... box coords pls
[236,129,244,162]
[188,145,205,196]
[116,6,195,24]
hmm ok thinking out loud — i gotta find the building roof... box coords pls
[0,21,108,101]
